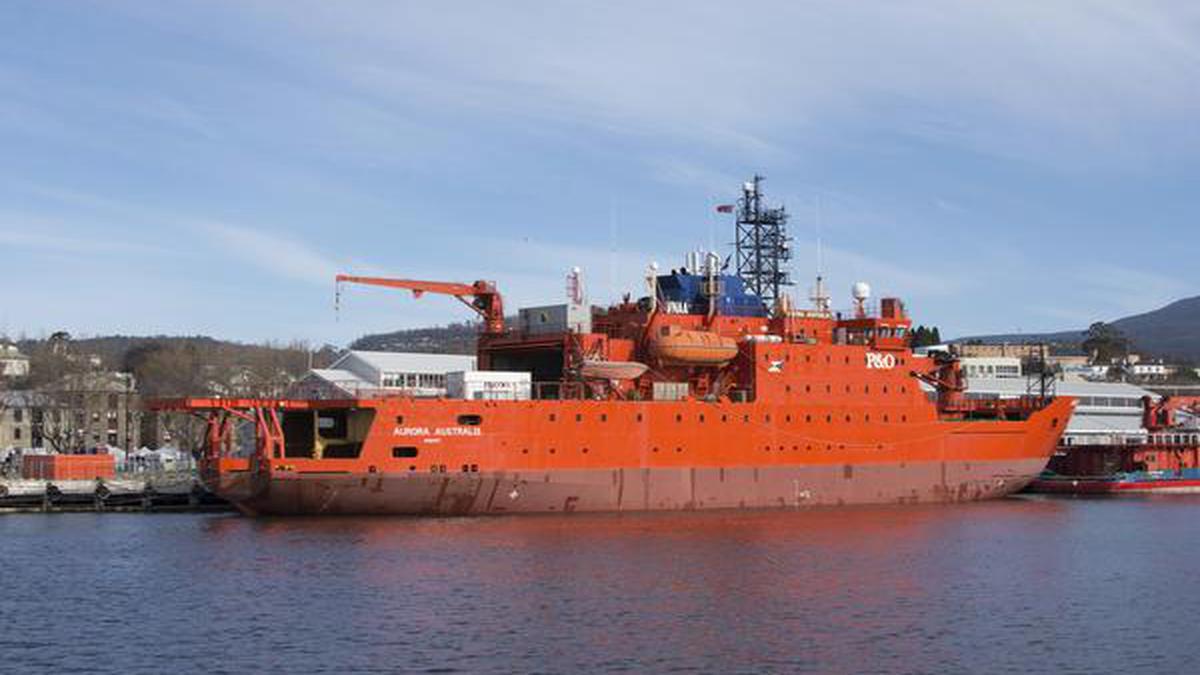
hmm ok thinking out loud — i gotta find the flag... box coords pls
[716,204,734,213]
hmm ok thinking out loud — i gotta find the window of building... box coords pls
[108,394,119,409]
[13,408,22,423]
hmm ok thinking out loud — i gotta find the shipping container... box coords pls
[446,371,532,400]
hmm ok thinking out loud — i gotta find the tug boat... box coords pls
[153,178,1071,516]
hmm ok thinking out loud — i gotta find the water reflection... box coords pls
[6,498,1198,673]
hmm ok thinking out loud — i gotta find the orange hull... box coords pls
[207,395,1072,516]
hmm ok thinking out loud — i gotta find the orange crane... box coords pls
[335,274,506,335]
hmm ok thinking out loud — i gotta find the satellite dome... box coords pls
[852,281,872,301]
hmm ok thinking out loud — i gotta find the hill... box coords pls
[960,295,1200,362]
[350,322,478,354]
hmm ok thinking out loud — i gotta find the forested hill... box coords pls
[959,295,1200,361]
[350,322,478,354]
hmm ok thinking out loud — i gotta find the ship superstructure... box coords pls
[155,178,1072,515]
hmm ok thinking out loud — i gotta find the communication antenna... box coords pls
[809,193,831,313]
[733,175,793,307]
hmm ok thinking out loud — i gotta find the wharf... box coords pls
[0,471,231,513]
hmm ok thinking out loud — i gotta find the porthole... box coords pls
[392,446,419,458]
[576,413,583,422]
[457,414,482,426]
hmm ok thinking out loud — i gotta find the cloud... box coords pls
[202,221,344,285]
[201,1,1200,168]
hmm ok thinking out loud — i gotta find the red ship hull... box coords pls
[195,396,1071,516]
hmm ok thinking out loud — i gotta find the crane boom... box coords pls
[335,274,506,335]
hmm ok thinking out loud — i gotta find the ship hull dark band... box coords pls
[227,458,1049,516]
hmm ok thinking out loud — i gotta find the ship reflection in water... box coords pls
[5,499,1199,673]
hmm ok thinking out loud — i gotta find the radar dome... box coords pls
[852,281,872,301]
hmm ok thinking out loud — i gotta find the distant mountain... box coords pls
[960,295,1200,362]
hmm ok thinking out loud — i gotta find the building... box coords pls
[0,391,41,448]
[24,369,141,449]
[960,357,1022,379]
[966,375,1154,446]
[1129,362,1174,380]
[0,343,30,379]
[955,343,1047,360]
[289,351,477,399]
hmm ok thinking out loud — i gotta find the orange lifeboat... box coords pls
[649,325,738,365]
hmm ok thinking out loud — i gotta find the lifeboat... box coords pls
[649,325,738,365]
[580,360,649,380]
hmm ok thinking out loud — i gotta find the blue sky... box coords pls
[2,1,1198,346]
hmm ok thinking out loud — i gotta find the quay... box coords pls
[0,466,229,514]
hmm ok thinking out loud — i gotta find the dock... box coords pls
[0,471,231,513]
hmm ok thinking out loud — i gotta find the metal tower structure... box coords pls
[734,175,792,307]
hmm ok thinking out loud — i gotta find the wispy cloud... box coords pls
[202,221,345,285]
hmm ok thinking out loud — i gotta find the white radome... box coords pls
[852,281,871,301]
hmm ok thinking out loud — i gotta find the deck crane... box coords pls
[335,274,506,335]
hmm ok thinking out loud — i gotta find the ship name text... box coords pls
[393,426,483,437]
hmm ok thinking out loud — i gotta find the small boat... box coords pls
[649,325,738,365]
[580,360,649,380]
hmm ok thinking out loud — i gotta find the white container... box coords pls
[446,371,532,401]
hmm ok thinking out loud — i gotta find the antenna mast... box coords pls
[734,175,792,307]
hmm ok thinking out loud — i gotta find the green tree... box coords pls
[1082,322,1129,363]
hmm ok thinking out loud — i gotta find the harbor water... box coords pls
[3,496,1198,674]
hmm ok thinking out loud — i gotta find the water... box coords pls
[2,496,1197,674]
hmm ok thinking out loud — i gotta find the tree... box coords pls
[1082,322,1129,363]
[909,325,943,349]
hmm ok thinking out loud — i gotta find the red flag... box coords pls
[716,204,734,213]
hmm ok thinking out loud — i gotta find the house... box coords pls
[0,342,30,378]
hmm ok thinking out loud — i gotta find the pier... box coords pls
[0,468,230,513]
